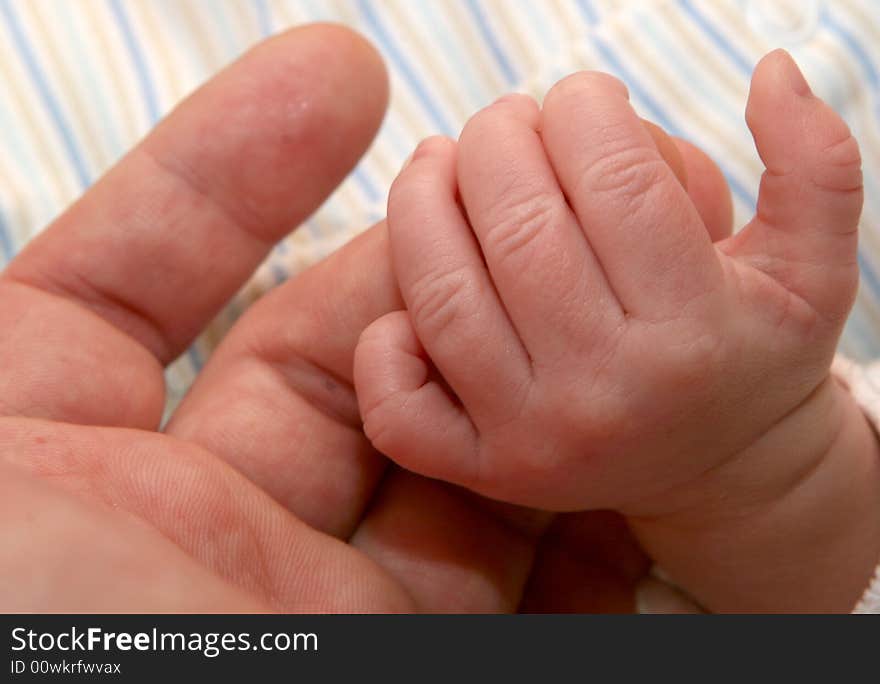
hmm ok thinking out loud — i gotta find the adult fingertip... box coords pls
[299,22,390,117]
[267,22,390,146]
[145,21,391,242]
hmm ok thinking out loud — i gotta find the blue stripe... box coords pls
[821,5,880,91]
[418,0,493,107]
[352,167,381,203]
[357,0,454,134]
[722,174,756,212]
[226,299,244,322]
[254,0,273,37]
[678,0,753,77]
[0,1,91,189]
[842,309,874,360]
[591,34,755,208]
[287,0,324,22]
[107,0,161,123]
[55,0,125,156]
[187,346,204,372]
[592,37,682,134]
[576,0,599,26]
[0,96,57,229]
[517,0,560,58]
[639,14,744,128]
[305,220,321,240]
[463,0,518,85]
[858,252,880,303]
[0,206,14,263]
[269,260,288,285]
[857,173,880,301]
[203,3,242,57]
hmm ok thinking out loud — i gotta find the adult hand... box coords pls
[0,24,410,611]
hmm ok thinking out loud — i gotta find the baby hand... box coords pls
[354,50,862,515]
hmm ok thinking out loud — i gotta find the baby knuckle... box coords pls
[481,376,534,435]
[821,130,861,168]
[582,398,632,445]
[483,190,560,265]
[360,391,404,456]
[387,180,412,224]
[656,328,725,389]
[546,382,629,446]
[583,146,668,203]
[388,172,431,220]
[811,132,863,194]
[363,414,396,458]
[355,320,387,354]
[407,265,478,338]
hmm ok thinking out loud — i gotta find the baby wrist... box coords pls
[628,373,880,612]
[831,356,880,613]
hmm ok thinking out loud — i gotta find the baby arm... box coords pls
[353,50,880,612]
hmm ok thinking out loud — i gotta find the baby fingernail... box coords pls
[778,49,812,96]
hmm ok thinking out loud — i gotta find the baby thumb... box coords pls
[730,49,863,324]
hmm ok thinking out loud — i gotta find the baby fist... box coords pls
[354,51,862,513]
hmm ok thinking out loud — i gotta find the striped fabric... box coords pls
[2,0,879,409]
